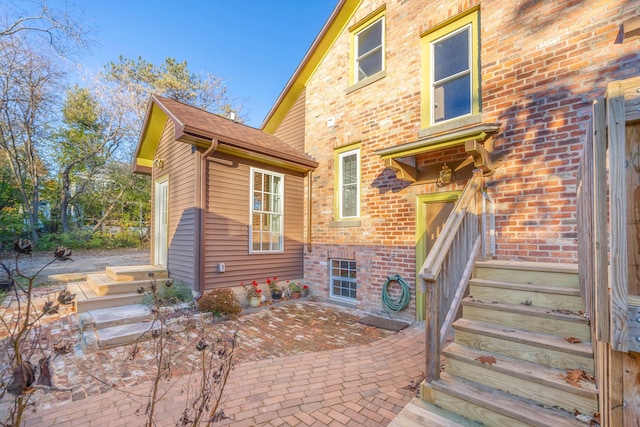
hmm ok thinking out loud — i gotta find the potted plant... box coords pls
[267,277,283,301]
[288,281,301,299]
[244,281,262,307]
[301,285,309,298]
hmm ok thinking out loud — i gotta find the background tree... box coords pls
[0,35,61,241]
[0,0,89,242]
[51,86,129,232]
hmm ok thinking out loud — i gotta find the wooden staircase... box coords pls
[66,265,169,313]
[401,261,597,426]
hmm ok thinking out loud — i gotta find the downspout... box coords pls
[196,139,218,296]
[307,171,313,253]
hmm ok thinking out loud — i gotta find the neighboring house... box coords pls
[133,95,317,291]
[259,0,640,424]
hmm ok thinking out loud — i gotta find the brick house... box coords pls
[261,0,640,424]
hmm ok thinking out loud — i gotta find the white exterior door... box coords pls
[154,178,168,267]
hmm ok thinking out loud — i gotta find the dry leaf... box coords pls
[475,355,497,365]
[564,369,595,387]
[565,336,583,344]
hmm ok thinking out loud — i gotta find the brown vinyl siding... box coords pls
[203,151,305,289]
[152,120,197,285]
[273,88,306,153]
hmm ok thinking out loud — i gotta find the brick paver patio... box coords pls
[2,287,425,426]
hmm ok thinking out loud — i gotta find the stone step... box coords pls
[86,273,160,296]
[424,373,588,427]
[94,321,160,349]
[462,297,591,341]
[473,260,579,288]
[443,343,598,416]
[78,304,152,332]
[468,278,583,311]
[453,318,594,373]
[106,265,167,282]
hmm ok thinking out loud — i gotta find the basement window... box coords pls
[330,259,357,300]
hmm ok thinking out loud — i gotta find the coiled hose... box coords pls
[381,274,411,312]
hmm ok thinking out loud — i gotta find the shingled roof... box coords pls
[133,95,318,174]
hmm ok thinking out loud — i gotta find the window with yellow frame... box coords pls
[421,7,480,128]
[350,7,386,86]
[334,144,361,220]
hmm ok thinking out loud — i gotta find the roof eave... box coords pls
[261,0,362,134]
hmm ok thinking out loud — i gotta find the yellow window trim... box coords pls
[349,5,386,87]
[421,6,480,129]
[334,142,361,220]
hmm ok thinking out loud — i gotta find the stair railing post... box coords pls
[424,276,440,382]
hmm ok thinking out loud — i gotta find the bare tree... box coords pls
[0,35,63,241]
[0,0,90,241]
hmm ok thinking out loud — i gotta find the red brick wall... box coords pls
[300,0,640,317]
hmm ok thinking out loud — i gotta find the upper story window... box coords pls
[335,145,361,220]
[355,17,384,82]
[421,7,480,129]
[349,7,386,88]
[250,168,283,253]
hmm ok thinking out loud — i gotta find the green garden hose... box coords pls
[381,274,411,312]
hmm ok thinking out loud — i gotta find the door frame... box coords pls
[154,175,169,267]
[415,191,461,321]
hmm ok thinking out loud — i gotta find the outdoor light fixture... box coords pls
[437,163,452,187]
[153,158,165,169]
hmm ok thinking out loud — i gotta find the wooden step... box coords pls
[474,261,579,288]
[469,278,583,311]
[106,265,167,282]
[424,373,588,427]
[389,398,477,427]
[86,273,160,296]
[443,343,598,415]
[453,318,594,372]
[70,282,145,313]
[462,297,591,341]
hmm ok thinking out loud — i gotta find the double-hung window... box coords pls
[421,7,480,127]
[350,7,385,86]
[336,146,360,219]
[250,168,283,253]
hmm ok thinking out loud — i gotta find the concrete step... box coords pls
[106,265,167,282]
[473,260,579,288]
[79,304,152,332]
[86,273,160,296]
[94,321,160,349]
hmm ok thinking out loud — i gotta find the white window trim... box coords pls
[249,167,284,254]
[338,148,360,219]
[330,258,357,301]
[429,23,473,126]
[354,16,385,84]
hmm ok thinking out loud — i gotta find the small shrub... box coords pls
[197,288,242,317]
[143,280,194,306]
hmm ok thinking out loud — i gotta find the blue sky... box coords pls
[73,1,337,127]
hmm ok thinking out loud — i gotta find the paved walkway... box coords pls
[10,297,425,426]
